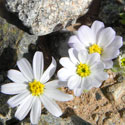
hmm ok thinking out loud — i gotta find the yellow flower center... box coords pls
[89,44,103,54]
[29,80,45,96]
[121,58,125,66]
[76,63,91,77]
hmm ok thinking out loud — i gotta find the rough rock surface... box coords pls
[57,74,125,125]
[0,16,38,61]
[6,0,93,36]
[21,112,91,125]
[99,0,124,25]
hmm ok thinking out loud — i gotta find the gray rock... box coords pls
[0,91,20,125]
[17,33,38,60]
[21,112,91,125]
[0,16,38,62]
[99,0,124,25]
[6,0,93,36]
[102,81,125,103]
[37,31,72,58]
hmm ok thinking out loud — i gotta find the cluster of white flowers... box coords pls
[58,49,108,96]
[58,20,123,96]
[1,21,123,124]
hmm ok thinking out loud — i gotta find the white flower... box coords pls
[57,48,108,96]
[1,51,73,124]
[68,20,123,69]
[119,54,125,68]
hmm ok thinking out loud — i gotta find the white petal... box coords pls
[74,87,83,97]
[73,78,85,96]
[17,58,33,81]
[1,83,27,95]
[102,48,120,61]
[91,61,104,71]
[33,51,44,81]
[68,35,86,51]
[78,50,88,63]
[44,89,73,101]
[87,53,100,66]
[30,97,41,124]
[85,76,102,89]
[7,69,28,83]
[7,90,30,108]
[91,21,104,37]
[40,95,62,117]
[68,75,81,90]
[106,36,123,49]
[15,95,34,121]
[40,57,56,83]
[87,72,108,89]
[77,25,95,47]
[59,57,76,70]
[45,80,66,89]
[101,36,122,61]
[83,77,101,90]
[68,48,79,65]
[57,68,75,81]
[102,60,113,69]
[92,71,109,82]
[97,27,116,48]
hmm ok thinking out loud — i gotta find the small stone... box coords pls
[71,115,91,125]
[121,95,125,103]
[102,81,125,102]
[116,74,124,83]
[95,92,102,101]
[122,111,125,118]
[92,114,99,123]
[103,118,115,125]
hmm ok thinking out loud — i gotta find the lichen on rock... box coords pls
[0,16,38,60]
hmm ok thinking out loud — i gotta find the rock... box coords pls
[37,31,72,59]
[99,0,124,25]
[92,113,99,123]
[0,16,38,63]
[6,0,93,36]
[17,33,38,60]
[98,0,125,56]
[121,95,125,103]
[0,16,21,56]
[21,112,91,125]
[40,113,72,125]
[95,92,102,101]
[102,81,125,103]
[71,115,91,125]
[116,73,124,83]
[0,92,11,124]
